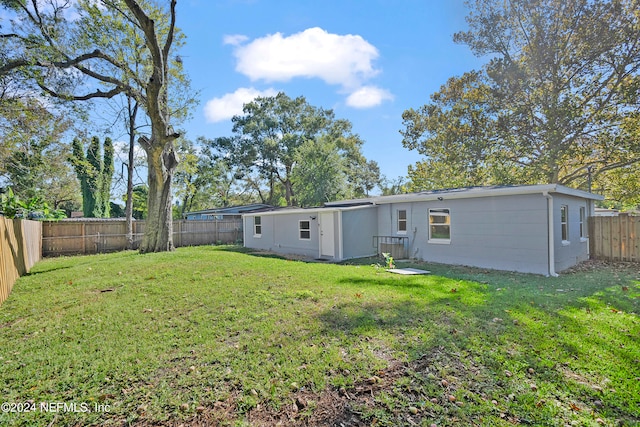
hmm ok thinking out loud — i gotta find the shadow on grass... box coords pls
[316,265,640,425]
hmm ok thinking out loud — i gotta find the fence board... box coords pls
[589,216,639,262]
[42,219,243,256]
[0,218,42,305]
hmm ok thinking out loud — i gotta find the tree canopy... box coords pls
[212,92,380,207]
[1,0,193,251]
[401,0,640,202]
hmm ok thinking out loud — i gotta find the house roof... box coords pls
[324,184,604,207]
[241,203,378,217]
[185,203,273,216]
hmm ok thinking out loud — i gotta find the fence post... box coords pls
[176,220,182,248]
[81,222,86,254]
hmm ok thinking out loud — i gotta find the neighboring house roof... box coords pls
[324,184,603,207]
[185,204,273,217]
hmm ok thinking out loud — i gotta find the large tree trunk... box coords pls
[139,137,179,253]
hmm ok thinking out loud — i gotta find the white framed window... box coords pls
[254,216,262,237]
[429,208,450,243]
[579,206,586,240]
[397,210,407,234]
[560,205,569,243]
[299,220,311,240]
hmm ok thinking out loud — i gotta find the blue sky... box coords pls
[176,0,485,184]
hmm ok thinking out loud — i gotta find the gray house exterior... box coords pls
[243,205,378,261]
[243,184,603,275]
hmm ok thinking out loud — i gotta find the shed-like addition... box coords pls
[243,184,603,275]
[243,204,378,261]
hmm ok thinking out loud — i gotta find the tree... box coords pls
[291,137,347,206]
[225,93,336,205]
[0,96,79,210]
[380,176,408,196]
[214,92,380,206]
[69,136,114,218]
[174,138,211,215]
[401,0,640,195]
[174,137,260,214]
[131,185,148,220]
[0,188,66,220]
[1,0,192,252]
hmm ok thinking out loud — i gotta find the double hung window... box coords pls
[429,209,450,243]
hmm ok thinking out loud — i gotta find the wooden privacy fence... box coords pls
[42,219,243,256]
[589,215,640,262]
[0,217,42,305]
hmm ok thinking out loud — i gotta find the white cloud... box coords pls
[204,87,278,123]
[223,34,249,46]
[230,27,380,89]
[345,86,394,108]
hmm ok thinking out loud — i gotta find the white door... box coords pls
[319,212,335,258]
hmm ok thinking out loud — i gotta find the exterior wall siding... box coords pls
[342,207,378,259]
[242,186,597,274]
[383,195,551,274]
[244,213,320,259]
[552,194,591,272]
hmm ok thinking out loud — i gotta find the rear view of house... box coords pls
[243,184,603,275]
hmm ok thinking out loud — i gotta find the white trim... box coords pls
[325,184,604,207]
[253,216,262,237]
[560,205,569,242]
[337,210,343,261]
[242,204,376,218]
[397,209,408,234]
[428,208,451,244]
[543,192,559,277]
[298,220,311,240]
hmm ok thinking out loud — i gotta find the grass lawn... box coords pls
[0,246,638,426]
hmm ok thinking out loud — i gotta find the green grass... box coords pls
[0,246,638,426]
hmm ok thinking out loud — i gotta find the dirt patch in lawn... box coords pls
[184,347,482,426]
[243,359,410,427]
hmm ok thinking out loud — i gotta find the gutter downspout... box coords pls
[543,192,559,277]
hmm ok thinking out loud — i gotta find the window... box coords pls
[397,210,407,233]
[254,216,262,237]
[299,220,311,240]
[429,209,450,242]
[560,205,569,242]
[579,207,586,239]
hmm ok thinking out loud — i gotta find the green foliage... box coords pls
[69,137,114,218]
[381,252,395,269]
[131,185,148,220]
[212,92,380,206]
[173,138,249,215]
[0,98,79,209]
[402,0,640,199]
[0,188,66,220]
[291,137,347,206]
[379,176,408,196]
[109,202,125,218]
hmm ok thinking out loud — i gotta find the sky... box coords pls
[172,0,485,184]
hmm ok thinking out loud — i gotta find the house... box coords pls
[243,184,604,276]
[594,208,640,217]
[184,204,272,220]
